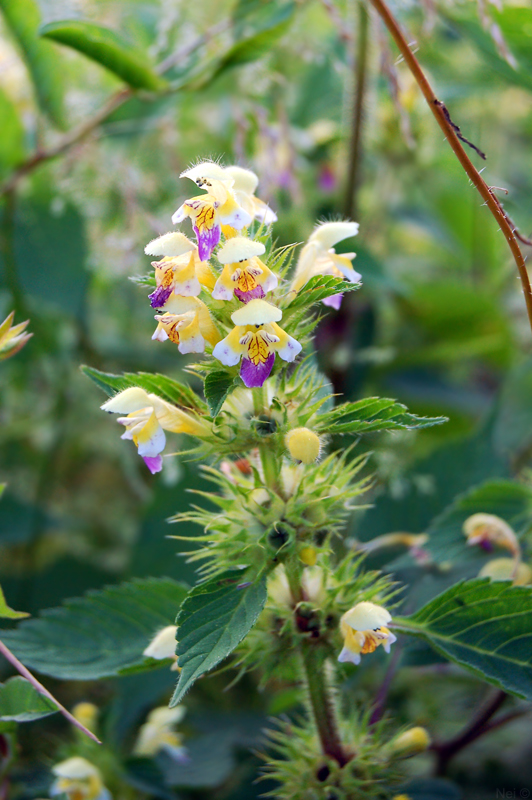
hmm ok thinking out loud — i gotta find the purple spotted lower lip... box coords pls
[148,284,173,309]
[194,224,220,261]
[143,455,163,474]
[240,351,275,388]
[234,284,265,303]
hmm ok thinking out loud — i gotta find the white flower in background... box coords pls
[50,757,110,800]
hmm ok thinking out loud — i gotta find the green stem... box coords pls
[344,0,369,219]
[252,387,280,491]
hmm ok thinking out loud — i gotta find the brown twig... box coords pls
[344,1,369,219]
[368,0,532,336]
[0,639,101,744]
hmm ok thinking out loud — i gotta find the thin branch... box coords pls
[368,0,532,336]
[0,639,101,744]
[344,1,369,219]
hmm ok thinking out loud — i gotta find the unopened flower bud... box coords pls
[299,546,317,566]
[389,726,431,758]
[285,428,321,464]
[463,513,519,556]
[143,625,179,670]
[479,558,532,586]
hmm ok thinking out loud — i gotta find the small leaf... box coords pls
[220,2,295,70]
[81,366,207,412]
[40,20,168,92]
[0,0,65,127]
[0,676,58,722]
[171,571,267,706]
[394,578,532,699]
[204,370,236,417]
[283,274,361,313]
[0,585,29,620]
[314,397,447,435]
[0,578,188,680]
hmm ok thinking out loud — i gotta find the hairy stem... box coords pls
[344,1,369,219]
[0,639,100,744]
[368,0,532,335]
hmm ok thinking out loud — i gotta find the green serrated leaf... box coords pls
[0,584,29,620]
[0,676,58,722]
[314,397,447,435]
[81,366,206,412]
[0,0,65,127]
[204,371,236,417]
[171,571,267,705]
[40,20,168,92]
[0,578,188,680]
[394,578,532,699]
[283,274,361,314]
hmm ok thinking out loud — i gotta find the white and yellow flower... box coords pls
[143,624,179,670]
[172,162,252,260]
[152,294,220,354]
[223,165,277,225]
[338,601,396,666]
[145,232,215,308]
[212,236,278,303]
[101,387,208,474]
[212,299,301,388]
[50,757,110,800]
[291,221,361,310]
[463,513,520,556]
[134,705,187,762]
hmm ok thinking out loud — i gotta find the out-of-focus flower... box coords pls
[0,311,32,360]
[72,703,99,734]
[285,427,321,464]
[389,727,431,759]
[268,565,326,607]
[212,237,277,303]
[144,232,215,307]
[291,221,360,310]
[50,757,110,800]
[101,387,208,474]
[338,601,396,666]
[478,558,532,586]
[134,706,187,762]
[463,513,520,556]
[143,624,179,670]
[152,295,219,354]
[223,165,277,225]
[213,299,301,388]
[172,162,252,260]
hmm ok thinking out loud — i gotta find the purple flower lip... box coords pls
[322,292,343,310]
[240,351,275,388]
[194,224,220,261]
[148,284,174,309]
[234,285,265,303]
[143,455,163,474]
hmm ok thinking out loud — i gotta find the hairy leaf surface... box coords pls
[314,397,446,435]
[0,677,57,722]
[81,366,206,412]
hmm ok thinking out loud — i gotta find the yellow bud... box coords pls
[285,428,321,464]
[299,546,317,566]
[390,727,431,758]
[72,702,98,733]
[393,795,413,800]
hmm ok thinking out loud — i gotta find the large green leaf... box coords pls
[81,366,207,412]
[40,20,168,92]
[314,397,446,435]
[0,0,65,126]
[424,479,532,567]
[394,578,532,699]
[0,578,188,680]
[0,677,58,722]
[171,571,267,706]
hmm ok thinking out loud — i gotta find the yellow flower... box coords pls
[72,703,99,734]
[212,236,278,303]
[478,558,532,586]
[134,705,187,761]
[143,624,179,670]
[101,387,208,474]
[213,298,301,388]
[50,757,110,800]
[389,727,431,758]
[291,221,360,310]
[223,165,277,225]
[285,427,321,464]
[0,311,32,360]
[152,294,220,354]
[145,232,215,308]
[338,601,396,666]
[463,513,520,556]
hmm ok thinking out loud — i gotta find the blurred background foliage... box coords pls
[2,0,532,797]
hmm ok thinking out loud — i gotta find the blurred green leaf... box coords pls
[283,274,360,315]
[0,578,188,679]
[493,355,532,457]
[0,0,65,127]
[220,1,294,70]
[314,397,446,435]
[204,370,237,417]
[394,777,462,800]
[0,676,57,721]
[0,584,28,620]
[395,578,532,699]
[171,571,267,705]
[0,90,26,181]
[39,20,168,92]
[82,366,207,412]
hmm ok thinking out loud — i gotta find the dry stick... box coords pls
[0,639,101,744]
[344,1,369,219]
[368,0,532,336]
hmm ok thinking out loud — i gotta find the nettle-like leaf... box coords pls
[204,370,238,417]
[394,578,532,699]
[40,20,168,92]
[282,275,361,314]
[313,397,447,435]
[171,570,267,706]
[0,578,187,680]
[425,479,532,567]
[81,366,206,413]
[0,676,58,722]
